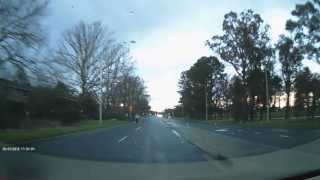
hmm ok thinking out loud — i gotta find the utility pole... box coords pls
[265,66,270,122]
[205,85,208,121]
[99,64,103,124]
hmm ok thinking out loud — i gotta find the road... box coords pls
[170,119,320,150]
[20,116,320,162]
[1,116,320,179]
[24,117,209,163]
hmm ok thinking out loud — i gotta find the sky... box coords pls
[43,0,320,112]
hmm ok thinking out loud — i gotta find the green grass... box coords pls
[205,118,320,128]
[0,119,129,144]
[177,116,320,128]
[238,118,320,128]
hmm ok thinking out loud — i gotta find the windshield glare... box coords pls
[1,0,320,180]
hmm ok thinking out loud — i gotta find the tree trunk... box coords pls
[285,90,290,120]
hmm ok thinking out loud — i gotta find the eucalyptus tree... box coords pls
[286,0,320,64]
[178,56,225,119]
[276,35,303,120]
[207,9,272,121]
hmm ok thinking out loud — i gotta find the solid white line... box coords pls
[135,127,142,131]
[171,130,181,138]
[118,136,128,143]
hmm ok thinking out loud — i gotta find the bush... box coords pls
[27,83,82,125]
[0,99,26,129]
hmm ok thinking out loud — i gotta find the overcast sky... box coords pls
[44,0,320,111]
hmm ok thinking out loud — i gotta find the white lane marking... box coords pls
[135,126,142,131]
[118,136,128,143]
[280,134,289,138]
[216,129,228,132]
[255,131,261,134]
[171,129,181,138]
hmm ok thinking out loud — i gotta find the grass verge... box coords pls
[178,117,320,128]
[238,118,320,129]
[0,119,128,144]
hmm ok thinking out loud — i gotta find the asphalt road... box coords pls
[24,116,320,163]
[171,119,320,149]
[25,117,208,163]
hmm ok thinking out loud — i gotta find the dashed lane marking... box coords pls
[171,129,181,138]
[118,136,128,143]
[216,129,228,132]
[280,134,289,138]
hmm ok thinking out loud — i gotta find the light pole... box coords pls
[205,83,208,121]
[99,63,103,124]
[265,65,270,122]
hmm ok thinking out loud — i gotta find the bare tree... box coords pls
[54,21,114,96]
[101,43,136,108]
[0,0,48,68]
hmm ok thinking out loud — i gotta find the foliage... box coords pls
[277,35,303,119]
[294,67,320,118]
[178,56,225,118]
[207,9,273,121]
[286,0,320,63]
[27,82,81,124]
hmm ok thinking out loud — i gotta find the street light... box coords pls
[99,62,103,124]
[265,69,270,122]
[205,82,209,121]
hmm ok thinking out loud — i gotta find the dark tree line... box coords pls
[175,2,320,121]
[0,0,150,129]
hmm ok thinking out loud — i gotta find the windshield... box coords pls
[1,0,320,180]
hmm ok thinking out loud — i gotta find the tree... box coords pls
[54,21,114,96]
[229,76,247,121]
[294,67,320,118]
[277,35,303,120]
[27,82,81,124]
[0,0,48,68]
[207,9,272,121]
[100,44,134,113]
[286,0,320,63]
[111,74,150,119]
[310,73,320,118]
[294,67,313,117]
[178,56,225,119]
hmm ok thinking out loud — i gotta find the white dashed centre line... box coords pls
[216,129,228,132]
[118,136,128,143]
[171,129,181,138]
[280,134,289,138]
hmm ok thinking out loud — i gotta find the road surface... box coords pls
[24,117,209,163]
[20,116,320,162]
[1,116,320,180]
